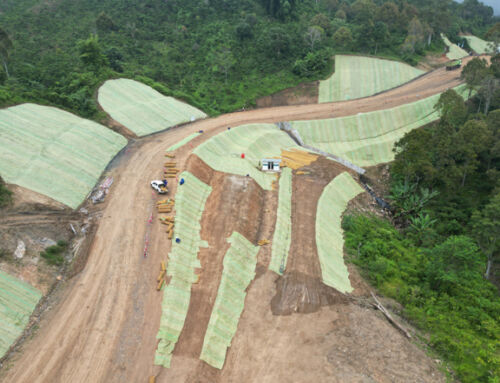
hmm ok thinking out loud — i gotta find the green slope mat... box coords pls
[441,34,468,60]
[292,84,469,167]
[269,167,293,274]
[98,79,207,137]
[319,55,424,103]
[155,172,212,368]
[194,124,299,190]
[199,232,258,369]
[463,35,494,54]
[166,132,201,152]
[316,173,364,293]
[0,103,127,209]
[0,271,42,358]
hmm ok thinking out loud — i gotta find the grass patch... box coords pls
[40,240,68,266]
[0,176,12,208]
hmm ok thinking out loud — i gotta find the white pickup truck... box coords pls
[151,180,168,194]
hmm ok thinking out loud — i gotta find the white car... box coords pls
[151,180,167,194]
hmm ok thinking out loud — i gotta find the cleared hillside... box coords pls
[318,55,424,103]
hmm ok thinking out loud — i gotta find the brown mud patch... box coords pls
[256,81,318,108]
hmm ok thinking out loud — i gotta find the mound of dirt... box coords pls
[271,271,348,315]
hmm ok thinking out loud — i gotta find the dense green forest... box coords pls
[0,0,497,119]
[345,56,500,382]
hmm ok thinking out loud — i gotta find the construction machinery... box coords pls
[446,59,462,71]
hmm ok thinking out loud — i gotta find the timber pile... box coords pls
[165,153,175,158]
[159,215,175,239]
[258,239,270,246]
[157,198,175,213]
[280,149,318,170]
[157,261,167,291]
[164,161,180,178]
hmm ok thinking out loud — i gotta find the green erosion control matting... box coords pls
[155,172,212,368]
[292,84,469,167]
[463,35,494,54]
[316,172,364,293]
[0,103,127,209]
[441,34,468,60]
[194,124,299,190]
[166,132,201,152]
[200,232,258,369]
[0,270,42,358]
[269,167,292,274]
[98,79,207,137]
[318,55,424,103]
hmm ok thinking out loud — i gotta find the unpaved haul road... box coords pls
[0,57,479,383]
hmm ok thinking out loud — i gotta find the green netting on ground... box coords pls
[98,79,207,137]
[269,167,292,274]
[316,173,364,293]
[155,172,212,368]
[441,34,468,60]
[199,232,258,369]
[194,124,299,190]
[0,103,127,208]
[463,35,494,54]
[292,84,469,167]
[166,132,201,152]
[0,270,42,358]
[318,55,424,103]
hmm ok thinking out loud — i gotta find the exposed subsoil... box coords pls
[0,60,477,382]
[256,81,319,108]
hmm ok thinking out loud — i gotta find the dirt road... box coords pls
[0,60,475,383]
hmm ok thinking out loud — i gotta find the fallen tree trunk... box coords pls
[371,291,412,339]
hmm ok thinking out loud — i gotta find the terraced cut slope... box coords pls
[463,35,494,54]
[292,84,468,167]
[441,34,468,60]
[0,103,127,208]
[194,124,299,190]
[318,55,424,103]
[0,271,42,358]
[200,232,258,369]
[316,173,364,293]
[98,79,207,137]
